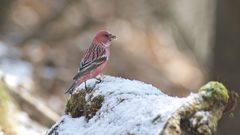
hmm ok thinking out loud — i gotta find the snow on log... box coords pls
[46,76,238,135]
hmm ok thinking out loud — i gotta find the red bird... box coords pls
[65,31,116,94]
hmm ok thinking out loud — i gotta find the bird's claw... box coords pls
[95,78,102,84]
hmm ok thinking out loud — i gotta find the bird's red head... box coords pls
[93,31,116,45]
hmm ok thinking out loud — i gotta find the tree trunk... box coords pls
[212,0,240,135]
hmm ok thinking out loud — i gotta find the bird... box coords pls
[65,30,116,94]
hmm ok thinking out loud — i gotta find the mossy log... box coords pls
[161,82,237,135]
[46,76,238,135]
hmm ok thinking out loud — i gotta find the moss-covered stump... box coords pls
[161,81,238,135]
[46,76,238,135]
[65,87,104,119]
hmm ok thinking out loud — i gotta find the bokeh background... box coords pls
[0,0,239,134]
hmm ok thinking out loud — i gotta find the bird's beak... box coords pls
[109,34,116,41]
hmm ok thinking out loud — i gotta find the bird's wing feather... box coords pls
[80,43,106,70]
[73,56,107,80]
[73,43,106,80]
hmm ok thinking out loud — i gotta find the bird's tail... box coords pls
[65,82,78,94]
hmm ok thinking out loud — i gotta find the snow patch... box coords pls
[47,76,197,135]
[0,59,32,89]
[0,41,33,89]
[15,112,47,135]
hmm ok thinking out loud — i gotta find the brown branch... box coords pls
[2,80,60,127]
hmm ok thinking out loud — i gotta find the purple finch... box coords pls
[65,31,116,94]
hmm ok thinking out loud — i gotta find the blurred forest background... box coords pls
[0,0,239,135]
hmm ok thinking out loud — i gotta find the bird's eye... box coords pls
[104,34,109,37]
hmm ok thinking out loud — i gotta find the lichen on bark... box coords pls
[160,81,238,135]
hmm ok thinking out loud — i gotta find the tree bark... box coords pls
[212,0,240,135]
[0,0,13,34]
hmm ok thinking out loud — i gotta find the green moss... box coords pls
[65,90,86,118]
[162,81,234,135]
[65,88,104,119]
[0,82,11,107]
[0,84,9,125]
[0,83,18,135]
[84,95,104,119]
[199,81,229,105]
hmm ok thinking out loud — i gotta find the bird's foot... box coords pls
[95,78,102,84]
[84,81,88,90]
[95,74,104,84]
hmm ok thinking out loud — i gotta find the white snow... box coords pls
[15,112,47,135]
[189,111,210,128]
[0,41,8,57]
[47,76,198,135]
[0,41,45,134]
[0,41,33,89]
[0,59,33,89]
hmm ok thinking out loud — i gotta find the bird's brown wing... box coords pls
[73,55,107,81]
[73,42,106,80]
[79,43,106,70]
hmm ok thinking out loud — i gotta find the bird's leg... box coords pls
[95,77,102,84]
[95,74,103,84]
[84,81,87,90]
